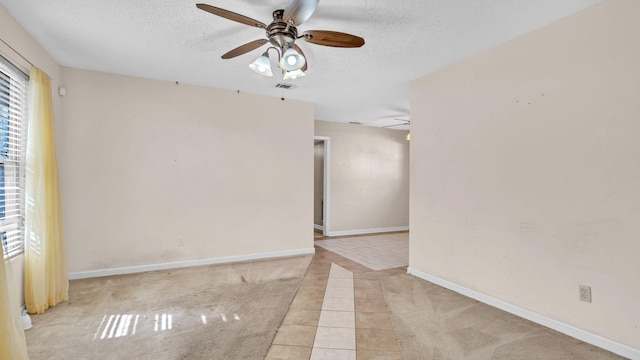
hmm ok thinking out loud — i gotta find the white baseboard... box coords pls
[314,224,324,231]
[407,267,639,359]
[68,248,315,280]
[327,226,409,237]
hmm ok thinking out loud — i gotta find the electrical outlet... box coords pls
[579,284,592,303]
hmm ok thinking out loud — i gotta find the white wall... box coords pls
[59,68,314,273]
[1,4,63,306]
[410,0,640,352]
[315,120,409,234]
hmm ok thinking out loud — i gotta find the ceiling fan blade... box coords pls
[384,123,410,128]
[302,30,365,48]
[384,118,410,128]
[221,39,269,59]
[292,44,308,72]
[196,3,266,29]
[283,0,319,26]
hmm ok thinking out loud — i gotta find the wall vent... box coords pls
[275,83,296,90]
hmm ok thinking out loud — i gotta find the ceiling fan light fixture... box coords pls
[279,45,306,71]
[283,69,306,80]
[249,52,273,76]
[197,2,366,79]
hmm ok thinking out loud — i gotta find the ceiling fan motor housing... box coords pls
[267,10,298,49]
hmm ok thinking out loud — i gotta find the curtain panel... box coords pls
[24,66,68,314]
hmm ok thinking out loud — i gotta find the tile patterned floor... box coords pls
[314,232,408,271]
[266,244,403,360]
[312,263,356,359]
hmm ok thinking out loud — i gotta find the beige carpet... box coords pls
[23,247,629,360]
[25,256,311,360]
[381,274,625,360]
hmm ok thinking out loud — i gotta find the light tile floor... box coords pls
[266,244,403,360]
[314,232,408,271]
[313,263,356,358]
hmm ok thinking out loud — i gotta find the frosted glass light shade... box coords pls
[279,46,306,71]
[283,69,306,80]
[249,53,273,77]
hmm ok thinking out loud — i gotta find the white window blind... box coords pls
[0,56,28,259]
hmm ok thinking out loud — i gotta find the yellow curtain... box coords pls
[24,66,68,314]
[0,256,30,359]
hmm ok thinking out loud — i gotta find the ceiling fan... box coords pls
[196,0,365,79]
[384,118,410,128]
[384,118,411,140]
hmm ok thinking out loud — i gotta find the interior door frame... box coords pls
[314,136,330,236]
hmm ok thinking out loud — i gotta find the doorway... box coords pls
[314,136,330,236]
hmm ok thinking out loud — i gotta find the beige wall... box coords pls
[315,120,409,234]
[1,4,63,306]
[314,141,324,226]
[59,68,314,272]
[410,0,640,350]
[3,0,314,284]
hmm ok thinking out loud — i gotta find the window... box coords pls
[0,56,28,259]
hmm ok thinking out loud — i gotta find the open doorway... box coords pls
[314,136,330,237]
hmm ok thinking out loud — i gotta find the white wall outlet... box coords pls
[579,284,592,303]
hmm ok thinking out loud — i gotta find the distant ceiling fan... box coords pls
[385,118,411,140]
[384,118,410,128]
[196,0,365,79]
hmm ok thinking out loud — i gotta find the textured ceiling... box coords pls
[0,0,600,129]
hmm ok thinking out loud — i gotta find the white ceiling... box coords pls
[1,0,600,129]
